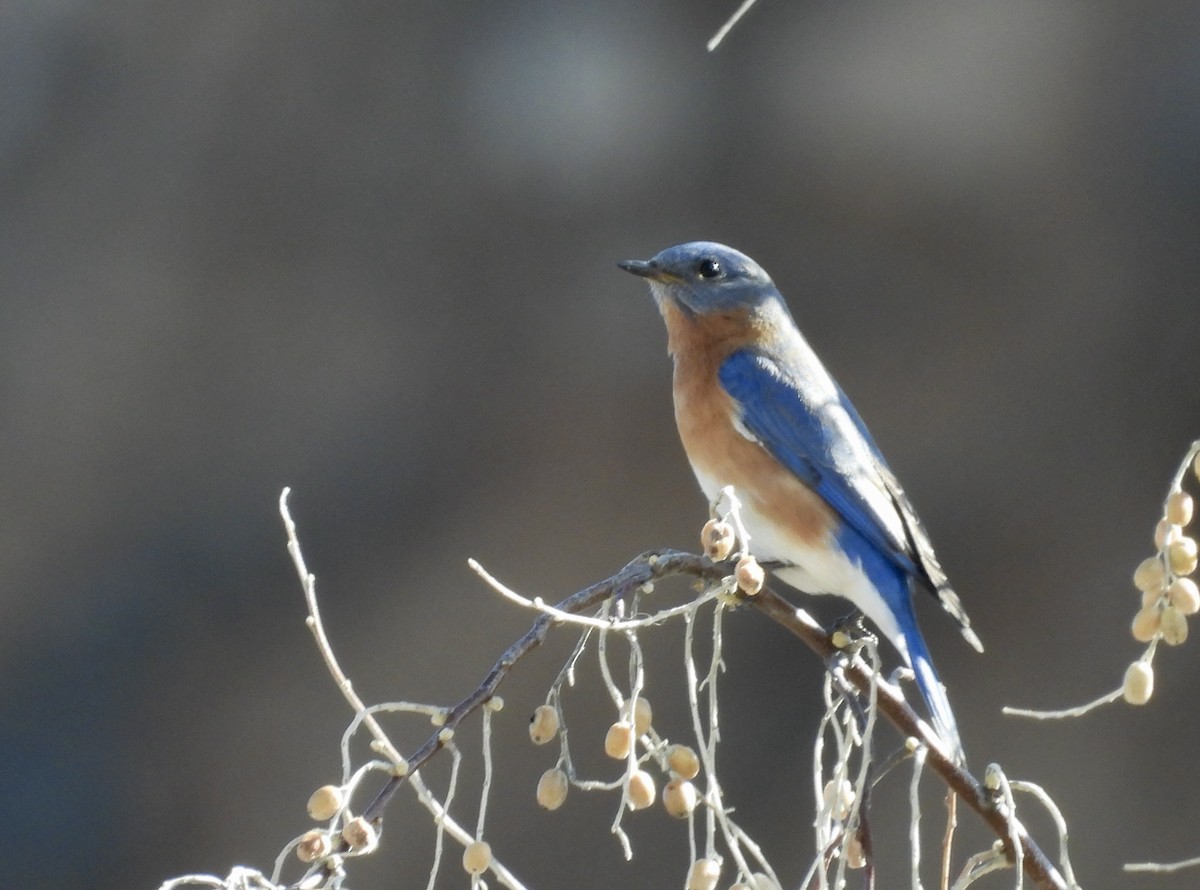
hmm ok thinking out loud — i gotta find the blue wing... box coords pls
[718,348,919,577]
[720,347,977,756]
[719,347,983,655]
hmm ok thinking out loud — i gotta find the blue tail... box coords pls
[834,525,965,761]
[897,623,964,762]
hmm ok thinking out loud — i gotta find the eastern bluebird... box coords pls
[620,242,981,760]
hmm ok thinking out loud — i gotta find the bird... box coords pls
[619,241,981,760]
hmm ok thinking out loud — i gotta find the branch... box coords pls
[357,549,704,825]
[305,530,1066,889]
[743,578,1067,889]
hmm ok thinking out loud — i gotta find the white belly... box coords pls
[694,468,904,651]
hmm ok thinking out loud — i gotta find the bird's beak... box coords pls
[618,258,665,280]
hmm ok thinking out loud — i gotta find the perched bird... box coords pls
[619,241,981,760]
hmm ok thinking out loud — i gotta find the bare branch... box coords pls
[312,538,1067,888]
[707,0,761,52]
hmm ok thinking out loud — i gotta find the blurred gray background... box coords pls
[3,1,1200,887]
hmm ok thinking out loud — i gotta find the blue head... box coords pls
[618,242,781,317]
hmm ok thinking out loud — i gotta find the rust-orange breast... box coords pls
[659,299,836,550]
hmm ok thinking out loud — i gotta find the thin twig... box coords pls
[1125,855,1200,873]
[1010,781,1078,887]
[909,745,927,890]
[280,489,406,770]
[942,791,957,890]
[1002,689,1121,720]
[707,0,760,51]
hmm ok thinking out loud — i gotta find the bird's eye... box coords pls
[697,257,722,279]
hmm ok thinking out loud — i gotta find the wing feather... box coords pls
[718,348,981,651]
[719,349,911,569]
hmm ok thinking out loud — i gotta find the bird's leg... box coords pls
[825,613,883,742]
[829,610,872,651]
[828,613,915,689]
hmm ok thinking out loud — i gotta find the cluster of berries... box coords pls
[1124,455,1200,705]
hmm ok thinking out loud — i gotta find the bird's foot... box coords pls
[829,610,876,652]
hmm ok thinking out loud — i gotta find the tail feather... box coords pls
[772,529,968,761]
[896,630,964,762]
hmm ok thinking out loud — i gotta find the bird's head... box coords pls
[618,242,779,317]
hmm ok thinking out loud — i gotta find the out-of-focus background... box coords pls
[4,1,1200,887]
